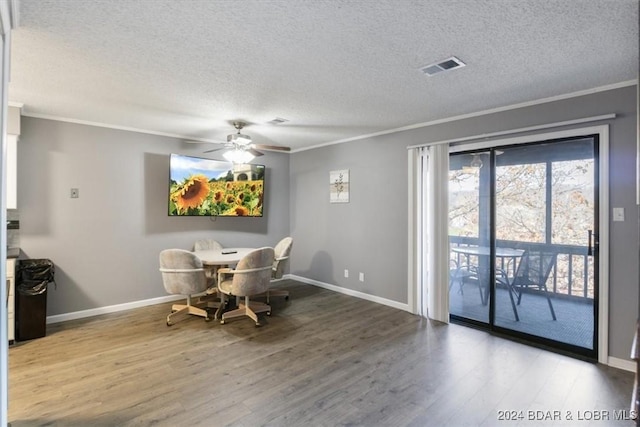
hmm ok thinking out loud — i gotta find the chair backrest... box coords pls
[272,237,293,279]
[159,249,208,295]
[227,247,275,297]
[193,239,223,251]
[513,250,557,287]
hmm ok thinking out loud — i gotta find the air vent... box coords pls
[420,56,466,76]
[267,117,289,125]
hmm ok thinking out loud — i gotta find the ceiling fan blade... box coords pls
[253,144,291,152]
[184,139,228,145]
[203,147,226,154]
[248,148,264,157]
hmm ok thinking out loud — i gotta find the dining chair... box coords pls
[193,239,223,251]
[216,247,275,326]
[265,237,293,303]
[159,249,212,326]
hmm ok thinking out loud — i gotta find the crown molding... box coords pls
[16,79,637,153]
[291,79,638,153]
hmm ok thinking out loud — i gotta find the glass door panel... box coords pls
[493,159,548,327]
[448,137,597,357]
[448,153,490,324]
[493,138,596,353]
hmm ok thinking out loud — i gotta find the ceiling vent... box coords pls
[267,117,289,125]
[420,56,466,77]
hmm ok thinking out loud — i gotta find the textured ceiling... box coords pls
[9,0,639,152]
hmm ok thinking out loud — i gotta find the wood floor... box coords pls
[8,280,635,426]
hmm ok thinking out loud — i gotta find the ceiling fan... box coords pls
[186,121,290,163]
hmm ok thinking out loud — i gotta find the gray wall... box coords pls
[15,85,638,360]
[290,85,638,360]
[290,135,408,303]
[17,117,290,316]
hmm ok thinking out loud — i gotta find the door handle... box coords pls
[587,230,598,256]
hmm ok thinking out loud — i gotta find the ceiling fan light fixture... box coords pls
[470,154,483,169]
[227,132,252,145]
[223,148,254,164]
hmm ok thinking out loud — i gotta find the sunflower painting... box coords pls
[169,154,265,217]
[171,174,210,211]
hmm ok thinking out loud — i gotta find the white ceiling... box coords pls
[8,0,639,152]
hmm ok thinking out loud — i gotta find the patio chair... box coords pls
[497,250,557,321]
[449,259,475,296]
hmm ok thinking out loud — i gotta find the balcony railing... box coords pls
[450,235,594,300]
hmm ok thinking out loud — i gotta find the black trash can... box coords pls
[16,259,55,341]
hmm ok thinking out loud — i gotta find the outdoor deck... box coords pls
[450,284,594,349]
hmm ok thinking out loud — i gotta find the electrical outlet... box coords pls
[359,272,364,282]
[344,269,349,278]
[70,188,79,198]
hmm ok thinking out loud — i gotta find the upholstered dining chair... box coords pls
[265,237,293,303]
[193,239,223,251]
[159,249,212,326]
[216,247,275,326]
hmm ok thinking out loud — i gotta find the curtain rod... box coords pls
[406,113,616,150]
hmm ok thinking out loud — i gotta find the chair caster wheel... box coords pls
[205,316,212,322]
[267,312,271,316]
[166,321,173,326]
[255,322,261,327]
[220,319,225,324]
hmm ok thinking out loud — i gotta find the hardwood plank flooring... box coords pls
[8,280,635,426]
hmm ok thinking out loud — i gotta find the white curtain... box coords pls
[0,4,13,425]
[408,144,450,322]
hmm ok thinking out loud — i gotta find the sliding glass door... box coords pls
[448,136,598,358]
[448,153,490,324]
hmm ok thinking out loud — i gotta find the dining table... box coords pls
[192,247,256,267]
[192,247,257,317]
[451,245,524,259]
[451,245,524,307]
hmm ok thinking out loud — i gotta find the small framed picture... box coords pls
[330,169,349,203]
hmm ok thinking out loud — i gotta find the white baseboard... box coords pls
[286,274,411,313]
[287,275,629,369]
[46,275,409,324]
[46,294,184,324]
[50,276,623,372]
[607,356,635,372]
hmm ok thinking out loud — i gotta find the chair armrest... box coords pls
[217,267,233,283]
[495,267,510,285]
[230,266,273,274]
[216,265,272,283]
[160,267,205,273]
[457,263,478,276]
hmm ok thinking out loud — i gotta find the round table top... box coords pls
[192,247,256,265]
[451,246,524,258]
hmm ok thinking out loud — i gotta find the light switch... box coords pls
[613,207,624,222]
